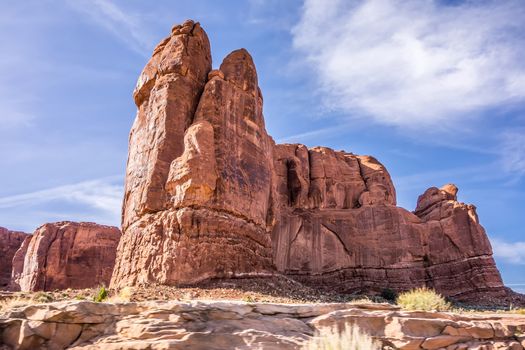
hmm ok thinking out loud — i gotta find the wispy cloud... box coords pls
[68,0,153,56]
[276,123,354,144]
[292,0,525,127]
[499,129,525,180]
[0,102,36,130]
[0,176,123,219]
[491,238,525,265]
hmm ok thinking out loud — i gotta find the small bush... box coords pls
[242,295,255,303]
[303,324,380,350]
[107,286,134,303]
[32,291,54,303]
[0,297,33,311]
[93,286,108,303]
[396,287,450,311]
[380,288,398,302]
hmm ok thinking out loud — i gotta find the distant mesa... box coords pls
[9,221,121,292]
[108,19,516,305]
[0,227,29,289]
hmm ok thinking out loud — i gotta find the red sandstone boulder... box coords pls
[11,221,121,291]
[111,20,510,304]
[0,227,29,289]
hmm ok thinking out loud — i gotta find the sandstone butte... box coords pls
[110,19,520,306]
[0,227,28,290]
[9,222,121,292]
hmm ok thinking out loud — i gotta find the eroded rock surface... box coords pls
[112,20,511,304]
[1,300,525,350]
[11,222,121,292]
[0,228,29,289]
[112,22,273,287]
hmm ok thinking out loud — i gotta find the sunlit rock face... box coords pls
[112,20,508,304]
[11,221,121,292]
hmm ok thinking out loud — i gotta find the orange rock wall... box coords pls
[111,20,508,303]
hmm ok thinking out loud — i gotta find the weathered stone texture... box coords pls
[0,227,29,289]
[1,300,525,350]
[11,222,121,291]
[112,26,274,287]
[111,20,511,304]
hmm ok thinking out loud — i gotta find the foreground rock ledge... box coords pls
[1,300,524,349]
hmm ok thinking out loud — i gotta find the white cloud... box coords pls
[0,176,123,220]
[491,238,525,265]
[500,129,525,178]
[292,0,525,127]
[68,0,153,56]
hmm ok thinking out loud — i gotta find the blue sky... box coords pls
[0,0,524,292]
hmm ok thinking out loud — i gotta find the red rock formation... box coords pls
[112,20,509,303]
[112,21,273,286]
[0,227,29,289]
[11,222,121,291]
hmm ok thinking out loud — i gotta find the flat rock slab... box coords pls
[1,300,524,349]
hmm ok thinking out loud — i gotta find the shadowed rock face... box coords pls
[0,227,29,289]
[112,20,508,303]
[11,222,121,292]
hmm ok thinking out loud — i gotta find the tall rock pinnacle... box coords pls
[112,20,510,304]
[112,21,273,287]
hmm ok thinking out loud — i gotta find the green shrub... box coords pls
[93,286,108,303]
[32,292,54,303]
[396,287,450,311]
[302,324,380,350]
[242,295,255,303]
[380,288,398,302]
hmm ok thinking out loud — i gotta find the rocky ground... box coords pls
[0,276,382,309]
[2,276,524,311]
[1,298,525,349]
[2,277,525,349]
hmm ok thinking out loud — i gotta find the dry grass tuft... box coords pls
[397,287,451,311]
[107,286,134,303]
[302,324,380,350]
[0,297,34,312]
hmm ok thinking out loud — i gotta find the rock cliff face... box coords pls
[112,20,508,303]
[11,222,121,292]
[0,227,29,289]
[112,20,273,287]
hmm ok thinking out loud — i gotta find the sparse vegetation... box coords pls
[302,324,380,350]
[32,291,54,303]
[93,286,108,302]
[242,295,256,303]
[0,297,33,311]
[380,288,398,302]
[107,286,134,303]
[509,305,525,315]
[396,287,451,311]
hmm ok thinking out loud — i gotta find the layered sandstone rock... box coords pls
[1,300,525,350]
[0,227,29,289]
[112,21,273,287]
[11,222,121,292]
[112,20,509,303]
[272,176,505,302]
